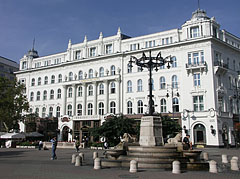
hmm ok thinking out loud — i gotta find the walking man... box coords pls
[50,137,57,160]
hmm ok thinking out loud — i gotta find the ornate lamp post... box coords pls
[129,50,174,116]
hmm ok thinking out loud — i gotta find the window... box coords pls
[38,77,41,85]
[68,87,72,98]
[57,89,61,99]
[138,66,143,72]
[137,100,143,114]
[162,38,165,45]
[51,75,55,84]
[137,79,143,92]
[194,73,201,87]
[127,80,132,93]
[172,75,178,89]
[190,26,199,38]
[193,52,199,64]
[78,86,82,97]
[127,101,133,114]
[42,107,46,118]
[160,77,166,89]
[166,38,169,45]
[127,63,132,73]
[75,50,81,60]
[78,71,83,80]
[44,76,48,84]
[22,61,27,69]
[88,85,93,96]
[29,108,33,113]
[171,56,177,68]
[50,90,54,99]
[69,72,73,81]
[99,102,104,115]
[88,103,93,115]
[130,43,140,51]
[99,67,104,77]
[106,44,112,54]
[56,106,60,117]
[110,101,116,114]
[77,104,82,116]
[49,107,53,117]
[111,82,116,93]
[160,99,167,113]
[43,90,47,100]
[90,47,96,57]
[31,78,35,86]
[89,69,93,78]
[35,108,39,117]
[188,51,204,65]
[67,105,72,116]
[111,65,115,75]
[36,91,40,101]
[58,74,62,83]
[193,96,204,112]
[99,83,104,95]
[173,97,179,112]
[150,78,154,90]
[30,92,34,101]
[145,40,155,48]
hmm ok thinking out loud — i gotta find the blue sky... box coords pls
[0,0,239,63]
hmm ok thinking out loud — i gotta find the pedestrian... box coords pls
[183,135,192,150]
[104,141,108,150]
[38,140,43,150]
[75,138,80,152]
[50,137,57,160]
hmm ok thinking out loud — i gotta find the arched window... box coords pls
[127,80,132,92]
[43,90,47,100]
[57,89,61,99]
[38,77,41,85]
[58,74,62,83]
[173,97,179,112]
[99,102,104,115]
[88,85,93,96]
[137,79,143,92]
[150,78,154,90]
[78,71,83,80]
[127,63,132,73]
[127,101,133,114]
[99,83,104,95]
[99,67,104,77]
[160,99,167,113]
[160,76,166,89]
[172,75,178,89]
[50,89,54,99]
[111,82,116,94]
[111,65,116,75]
[77,104,82,116]
[51,75,55,84]
[78,86,83,97]
[42,107,46,118]
[36,91,40,101]
[49,107,53,117]
[56,106,61,117]
[137,100,143,114]
[29,108,33,113]
[31,78,35,86]
[171,56,177,68]
[69,72,73,81]
[110,101,116,114]
[88,103,93,115]
[68,87,72,98]
[35,108,39,117]
[30,92,34,101]
[89,69,93,78]
[67,104,72,116]
[44,76,48,84]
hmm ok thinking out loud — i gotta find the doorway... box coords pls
[62,126,69,142]
[193,124,206,145]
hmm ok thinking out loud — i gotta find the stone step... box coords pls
[128,146,178,153]
[126,151,180,158]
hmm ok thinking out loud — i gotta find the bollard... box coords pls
[203,152,209,161]
[172,161,181,174]
[129,160,138,173]
[231,159,239,171]
[209,160,218,173]
[79,153,84,161]
[93,152,98,160]
[71,154,77,164]
[232,156,238,162]
[94,158,101,170]
[75,156,81,166]
[222,154,228,163]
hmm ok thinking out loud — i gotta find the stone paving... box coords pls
[0,147,239,179]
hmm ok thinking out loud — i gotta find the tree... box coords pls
[161,115,182,138]
[0,77,29,131]
[90,115,137,146]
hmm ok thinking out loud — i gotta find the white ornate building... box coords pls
[16,9,240,147]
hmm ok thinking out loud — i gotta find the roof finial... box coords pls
[84,35,87,43]
[32,37,35,50]
[68,39,72,49]
[198,0,200,10]
[117,27,121,36]
[99,32,103,39]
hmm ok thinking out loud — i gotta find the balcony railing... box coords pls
[214,61,228,69]
[185,61,207,75]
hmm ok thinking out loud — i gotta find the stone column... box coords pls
[104,80,109,114]
[62,85,67,115]
[72,84,77,116]
[93,82,97,115]
[116,78,121,114]
[82,83,87,115]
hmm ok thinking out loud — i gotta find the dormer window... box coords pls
[106,44,112,54]
[22,61,27,70]
[90,47,96,57]
[190,26,200,38]
[75,50,81,60]
[145,40,155,48]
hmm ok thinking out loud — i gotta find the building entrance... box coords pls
[193,124,206,145]
[62,126,69,142]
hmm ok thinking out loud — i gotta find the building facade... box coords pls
[0,56,19,80]
[16,9,240,147]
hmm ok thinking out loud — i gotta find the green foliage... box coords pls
[161,115,182,138]
[90,115,137,146]
[16,141,38,146]
[0,77,29,131]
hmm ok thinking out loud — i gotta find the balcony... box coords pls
[214,61,228,75]
[185,61,207,75]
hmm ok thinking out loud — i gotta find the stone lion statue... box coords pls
[167,133,182,144]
